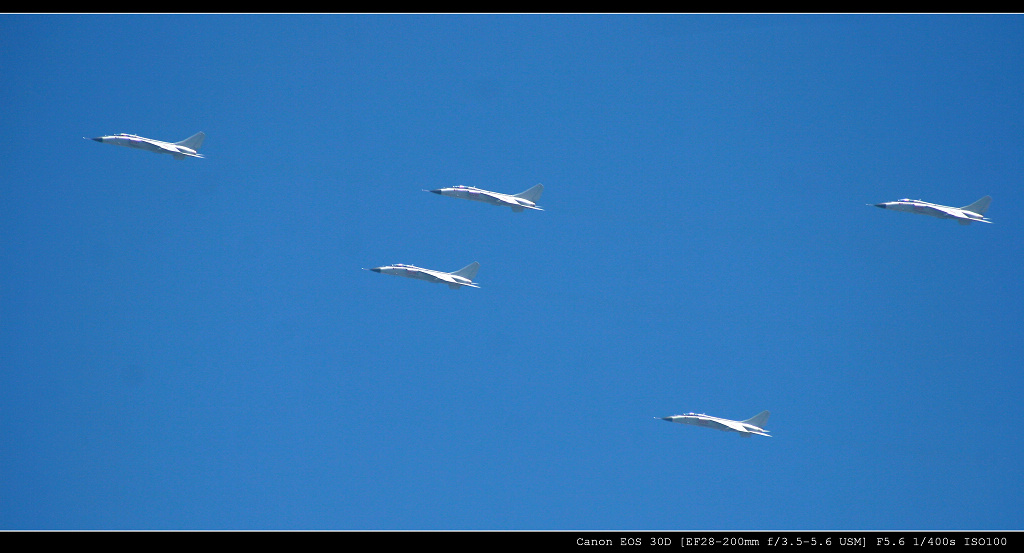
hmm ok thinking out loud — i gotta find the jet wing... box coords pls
[434,272,478,288]
[148,141,203,158]
[931,205,971,220]
[152,141,182,154]
[718,419,750,433]
[477,190,517,206]
[480,190,543,209]
[933,205,991,223]
[719,419,769,435]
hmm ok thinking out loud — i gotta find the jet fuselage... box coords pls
[428,185,543,212]
[367,263,479,289]
[88,132,205,160]
[872,198,991,224]
[660,412,771,437]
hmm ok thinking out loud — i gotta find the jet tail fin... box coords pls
[513,184,544,203]
[450,262,480,281]
[174,131,206,152]
[960,195,991,215]
[742,410,770,429]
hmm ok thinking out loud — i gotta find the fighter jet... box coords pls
[364,262,480,289]
[871,196,992,225]
[86,132,206,160]
[426,184,544,212]
[659,410,771,437]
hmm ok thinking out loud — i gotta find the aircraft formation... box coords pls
[87,130,996,440]
[364,185,544,290]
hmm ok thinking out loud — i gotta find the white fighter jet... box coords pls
[426,184,543,212]
[871,196,992,225]
[364,262,480,289]
[86,131,206,160]
[659,411,771,437]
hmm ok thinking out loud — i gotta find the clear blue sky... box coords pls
[2,14,1023,530]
